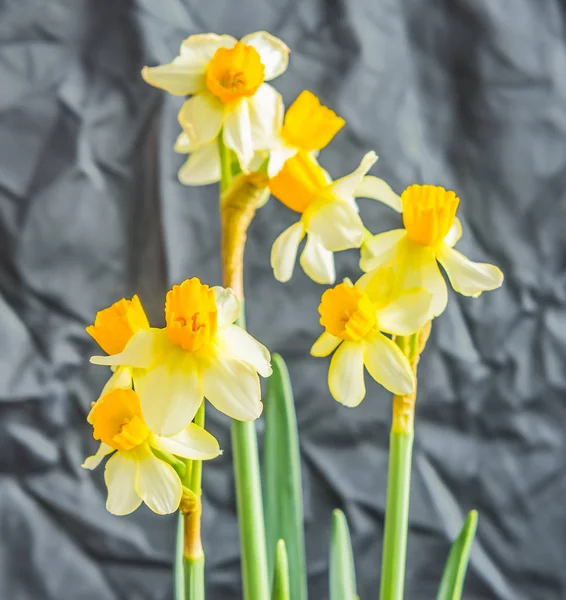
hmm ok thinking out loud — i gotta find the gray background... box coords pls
[1,0,564,598]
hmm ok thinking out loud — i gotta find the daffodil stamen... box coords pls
[206,42,265,104]
[402,184,459,247]
[165,278,218,351]
[319,283,376,341]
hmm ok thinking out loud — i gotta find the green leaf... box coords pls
[437,510,478,600]
[174,513,185,600]
[272,540,291,600]
[330,509,357,600]
[263,354,308,600]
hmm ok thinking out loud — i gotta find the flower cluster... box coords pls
[83,280,271,515]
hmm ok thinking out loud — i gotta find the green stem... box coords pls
[379,431,413,600]
[190,402,205,493]
[219,135,233,194]
[185,555,205,599]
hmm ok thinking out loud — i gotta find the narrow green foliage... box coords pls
[437,511,478,600]
[263,354,307,600]
[272,540,291,600]
[185,555,205,600]
[330,509,357,600]
[174,513,185,600]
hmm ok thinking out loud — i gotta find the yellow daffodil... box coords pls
[360,184,504,317]
[270,151,402,284]
[311,270,433,406]
[82,388,220,516]
[266,90,345,177]
[142,32,289,172]
[90,278,272,436]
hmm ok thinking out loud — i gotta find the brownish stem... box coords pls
[180,489,203,559]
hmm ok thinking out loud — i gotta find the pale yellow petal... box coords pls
[82,442,114,470]
[104,452,142,516]
[178,93,224,146]
[178,142,221,186]
[179,33,237,65]
[174,131,195,154]
[359,229,405,272]
[223,99,253,169]
[376,288,433,336]
[329,151,378,201]
[90,328,168,368]
[134,444,182,515]
[268,144,298,178]
[437,244,504,297]
[240,31,290,80]
[355,176,402,212]
[310,332,341,357]
[213,286,241,327]
[300,235,336,284]
[363,332,414,395]
[150,423,221,461]
[444,217,462,247]
[248,83,284,150]
[141,63,204,96]
[328,341,366,407]
[306,201,364,252]
[271,222,305,282]
[216,325,272,377]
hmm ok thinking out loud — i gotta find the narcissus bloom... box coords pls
[142,32,289,171]
[311,271,432,406]
[361,184,504,317]
[270,151,401,285]
[266,90,345,177]
[82,388,220,516]
[91,278,271,436]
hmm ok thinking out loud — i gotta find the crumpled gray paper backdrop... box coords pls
[1,1,564,599]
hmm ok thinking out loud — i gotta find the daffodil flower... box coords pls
[142,31,289,172]
[270,150,402,285]
[360,184,504,317]
[265,90,345,177]
[91,278,272,437]
[82,388,220,516]
[311,271,432,406]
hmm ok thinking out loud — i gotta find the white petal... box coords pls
[179,94,224,146]
[90,329,168,368]
[241,31,290,80]
[248,84,284,150]
[134,445,182,515]
[223,99,254,169]
[437,244,504,297]
[135,352,203,437]
[179,33,237,65]
[217,325,272,377]
[354,176,402,212]
[311,332,341,357]
[271,222,305,282]
[300,235,336,284]
[444,217,462,247]
[82,442,114,470]
[99,365,132,396]
[141,63,204,96]
[104,452,142,516]
[376,288,433,336]
[328,341,366,407]
[213,286,241,327]
[150,423,221,460]
[359,229,405,272]
[363,332,414,395]
[329,152,378,201]
[174,131,196,154]
[202,352,263,421]
[306,201,364,252]
[178,142,221,185]
[267,144,298,178]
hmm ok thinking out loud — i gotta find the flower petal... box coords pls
[241,31,290,80]
[359,229,405,272]
[82,442,114,470]
[328,341,366,407]
[300,235,336,284]
[213,286,241,327]
[329,151,378,201]
[363,332,414,395]
[271,221,305,282]
[179,93,224,146]
[306,201,364,252]
[376,288,433,336]
[90,329,168,368]
[104,452,142,516]
[174,131,196,154]
[178,142,221,186]
[202,352,263,421]
[134,444,182,515]
[223,99,254,169]
[437,244,504,297]
[217,324,272,377]
[354,176,402,212]
[141,63,205,96]
[248,83,284,150]
[135,352,203,437]
[150,423,221,460]
[179,33,237,65]
[444,217,462,247]
[311,332,341,357]
[267,144,298,178]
